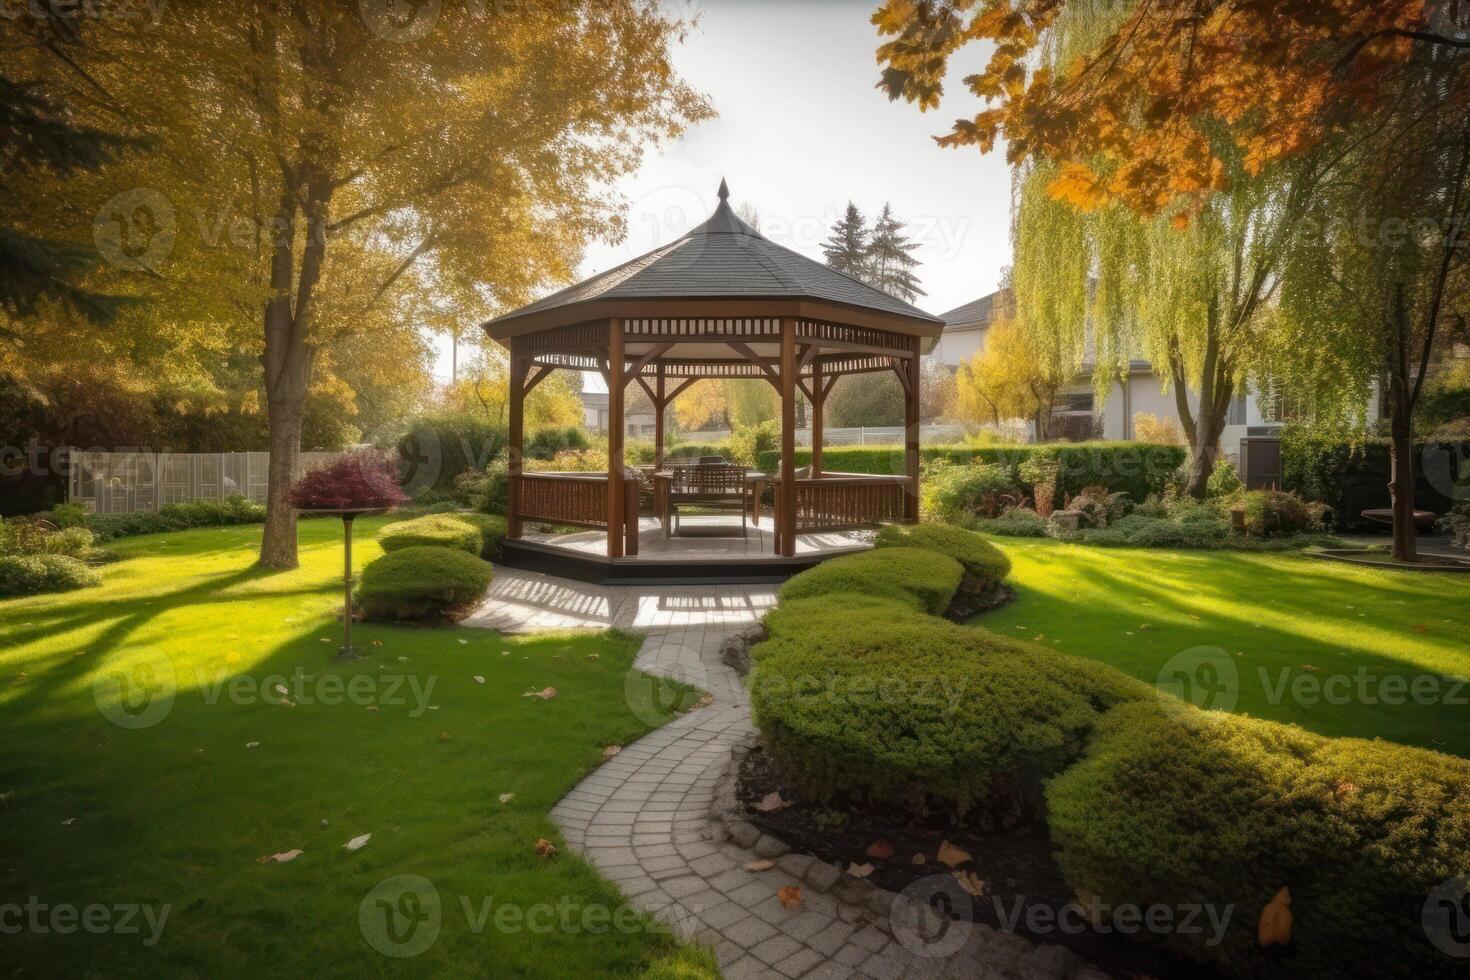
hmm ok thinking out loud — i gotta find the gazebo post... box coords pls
[810,361,824,478]
[905,337,921,523]
[654,363,666,473]
[507,337,525,541]
[607,318,626,558]
[779,317,797,557]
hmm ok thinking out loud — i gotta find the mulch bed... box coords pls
[738,747,1227,980]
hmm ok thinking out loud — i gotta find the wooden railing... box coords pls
[791,473,910,533]
[512,472,639,555]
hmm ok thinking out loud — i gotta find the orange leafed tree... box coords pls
[873,0,1435,217]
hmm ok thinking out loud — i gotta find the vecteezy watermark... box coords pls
[359,875,664,957]
[1425,875,1470,958]
[93,188,176,273]
[623,648,707,726]
[0,897,170,947]
[993,895,1234,947]
[95,659,439,730]
[1156,645,1239,713]
[892,874,977,958]
[0,0,168,28]
[92,647,176,731]
[1257,666,1470,707]
[358,0,440,42]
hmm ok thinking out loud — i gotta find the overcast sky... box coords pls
[435,0,1009,381]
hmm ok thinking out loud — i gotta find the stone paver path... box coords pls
[467,568,1057,980]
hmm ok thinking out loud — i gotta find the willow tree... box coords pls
[1271,42,1470,562]
[9,1,708,568]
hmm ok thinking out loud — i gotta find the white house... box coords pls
[932,289,1343,470]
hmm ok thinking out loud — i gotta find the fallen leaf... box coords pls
[365,706,379,713]
[278,698,295,708]
[257,849,302,863]
[602,745,622,761]
[273,684,288,696]
[1301,664,1319,672]
[744,858,775,872]
[61,817,76,826]
[586,653,599,660]
[937,840,972,868]
[498,792,515,804]
[754,792,790,814]
[521,687,557,700]
[911,853,927,866]
[343,833,371,852]
[245,741,260,749]
[846,862,875,879]
[473,676,485,684]
[952,870,985,897]
[1259,887,1292,946]
[1334,780,1358,800]
[536,838,558,858]
[777,885,804,909]
[501,650,511,657]
[458,639,469,645]
[865,840,895,860]
[371,640,383,647]
[438,731,452,742]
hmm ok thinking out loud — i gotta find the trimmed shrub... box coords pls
[396,410,508,497]
[750,602,1152,818]
[158,495,268,528]
[357,546,494,622]
[758,442,1189,504]
[777,547,963,616]
[451,513,508,560]
[666,441,731,461]
[377,514,482,555]
[0,554,101,597]
[1047,699,1470,979]
[874,523,1011,595]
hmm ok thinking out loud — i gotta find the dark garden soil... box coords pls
[738,747,1230,980]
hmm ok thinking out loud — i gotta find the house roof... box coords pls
[938,288,1011,330]
[484,180,943,337]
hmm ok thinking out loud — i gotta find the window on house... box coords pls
[1058,391,1094,413]
[1260,378,1307,424]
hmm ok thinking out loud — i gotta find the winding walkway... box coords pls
[466,568,1073,980]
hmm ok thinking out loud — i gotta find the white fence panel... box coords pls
[66,450,347,514]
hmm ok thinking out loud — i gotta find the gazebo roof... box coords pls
[485,180,942,341]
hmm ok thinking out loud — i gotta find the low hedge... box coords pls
[874,523,1010,591]
[357,546,494,622]
[451,513,508,560]
[750,599,1152,819]
[776,546,963,616]
[0,554,101,598]
[756,442,1189,503]
[1047,699,1470,979]
[85,495,267,542]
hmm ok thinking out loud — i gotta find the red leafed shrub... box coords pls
[289,451,408,512]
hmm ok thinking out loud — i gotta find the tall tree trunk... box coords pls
[1388,286,1419,563]
[1183,298,1232,499]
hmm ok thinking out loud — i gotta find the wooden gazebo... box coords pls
[483,180,942,577]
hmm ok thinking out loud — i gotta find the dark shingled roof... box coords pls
[939,289,1009,329]
[488,180,942,327]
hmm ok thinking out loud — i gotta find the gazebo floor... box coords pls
[500,515,874,585]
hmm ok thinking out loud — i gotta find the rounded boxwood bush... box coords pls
[376,515,483,556]
[750,600,1152,819]
[449,513,508,560]
[1046,699,1470,979]
[874,523,1011,590]
[0,555,101,598]
[357,546,493,622]
[777,547,963,616]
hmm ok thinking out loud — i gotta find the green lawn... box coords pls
[0,518,712,978]
[977,538,1470,756]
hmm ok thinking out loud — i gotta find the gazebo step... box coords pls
[499,539,864,587]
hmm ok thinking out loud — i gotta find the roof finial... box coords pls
[717,177,730,203]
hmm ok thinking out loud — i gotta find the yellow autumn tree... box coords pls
[951,314,1071,439]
